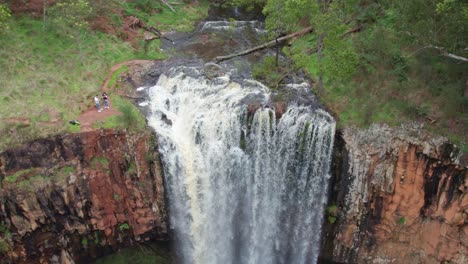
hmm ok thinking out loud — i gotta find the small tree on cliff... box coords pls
[226,0,359,94]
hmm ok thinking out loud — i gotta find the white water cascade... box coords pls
[147,66,336,264]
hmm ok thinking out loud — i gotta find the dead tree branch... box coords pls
[214,26,314,63]
[139,22,175,44]
[161,0,176,12]
[407,45,468,63]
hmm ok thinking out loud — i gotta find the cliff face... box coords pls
[0,130,167,264]
[323,124,467,264]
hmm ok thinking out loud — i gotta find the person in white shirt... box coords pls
[94,95,102,112]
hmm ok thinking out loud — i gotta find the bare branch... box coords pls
[160,0,176,12]
[407,45,468,63]
[214,26,314,63]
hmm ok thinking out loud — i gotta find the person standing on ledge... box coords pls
[102,92,109,109]
[94,95,102,112]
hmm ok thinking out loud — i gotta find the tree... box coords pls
[263,0,358,94]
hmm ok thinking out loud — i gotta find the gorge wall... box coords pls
[0,123,466,264]
[322,123,467,264]
[0,130,167,264]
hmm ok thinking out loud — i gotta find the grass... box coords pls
[93,95,146,132]
[91,156,109,169]
[82,237,88,247]
[2,165,75,189]
[0,166,81,197]
[397,216,406,225]
[126,162,136,174]
[283,34,467,153]
[0,221,10,237]
[0,240,10,254]
[0,17,138,150]
[16,175,48,191]
[108,65,130,89]
[94,242,171,264]
[0,1,210,151]
[62,166,76,174]
[3,169,34,183]
[123,0,210,32]
[118,222,130,231]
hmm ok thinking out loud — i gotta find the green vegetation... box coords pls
[0,15,137,150]
[2,166,75,189]
[0,221,11,253]
[81,237,89,247]
[17,175,48,191]
[62,166,76,174]
[233,0,468,151]
[0,0,209,151]
[327,216,337,224]
[4,169,35,183]
[94,231,100,245]
[0,222,11,237]
[398,216,406,225]
[239,136,247,151]
[0,3,11,34]
[93,95,146,132]
[326,204,338,224]
[119,222,130,231]
[109,66,130,90]
[0,240,10,254]
[126,162,136,175]
[123,0,210,32]
[90,156,109,169]
[52,166,76,184]
[252,56,283,90]
[94,242,171,264]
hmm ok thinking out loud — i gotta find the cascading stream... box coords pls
[148,66,335,264]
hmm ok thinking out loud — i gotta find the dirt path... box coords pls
[101,59,153,91]
[77,60,153,131]
[78,105,121,132]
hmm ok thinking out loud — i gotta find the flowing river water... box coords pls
[96,9,337,264]
[146,66,335,264]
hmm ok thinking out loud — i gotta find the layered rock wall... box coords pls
[323,124,467,264]
[0,130,167,264]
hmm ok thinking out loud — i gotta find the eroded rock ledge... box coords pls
[323,123,467,264]
[0,130,167,264]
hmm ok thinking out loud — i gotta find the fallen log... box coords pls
[407,45,468,63]
[140,25,175,44]
[214,26,314,63]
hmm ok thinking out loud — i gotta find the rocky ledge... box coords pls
[0,130,167,264]
[322,123,467,264]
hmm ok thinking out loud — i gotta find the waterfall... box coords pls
[147,66,335,264]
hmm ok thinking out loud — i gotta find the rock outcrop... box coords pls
[0,130,167,264]
[322,123,467,264]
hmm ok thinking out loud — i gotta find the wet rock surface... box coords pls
[0,130,167,263]
[322,123,467,264]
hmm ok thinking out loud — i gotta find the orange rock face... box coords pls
[0,130,167,263]
[326,125,467,264]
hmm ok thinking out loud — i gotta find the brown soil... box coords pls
[77,105,121,132]
[91,13,143,46]
[76,59,153,132]
[101,59,153,91]
[9,0,53,16]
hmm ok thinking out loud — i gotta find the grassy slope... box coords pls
[0,1,209,151]
[283,30,467,153]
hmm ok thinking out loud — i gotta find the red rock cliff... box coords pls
[0,130,167,263]
[322,124,467,264]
